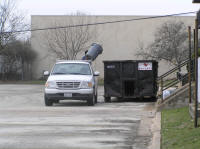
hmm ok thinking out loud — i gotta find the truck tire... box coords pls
[44,94,53,106]
[105,97,111,103]
[87,94,95,106]
[95,92,98,103]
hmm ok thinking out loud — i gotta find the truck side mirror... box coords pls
[94,71,100,76]
[44,71,50,76]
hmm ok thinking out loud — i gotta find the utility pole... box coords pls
[192,0,200,128]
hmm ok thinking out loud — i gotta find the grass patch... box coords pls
[161,107,200,149]
[0,79,103,86]
[0,78,104,86]
[0,80,46,85]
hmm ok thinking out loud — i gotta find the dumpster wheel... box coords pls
[105,97,111,103]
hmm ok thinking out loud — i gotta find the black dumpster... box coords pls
[103,60,158,102]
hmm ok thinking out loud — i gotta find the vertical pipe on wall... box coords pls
[194,19,198,128]
[188,26,192,103]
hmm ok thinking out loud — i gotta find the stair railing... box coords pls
[157,59,193,102]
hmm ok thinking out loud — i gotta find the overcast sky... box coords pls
[18,0,200,17]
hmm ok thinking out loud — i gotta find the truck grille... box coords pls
[56,81,80,89]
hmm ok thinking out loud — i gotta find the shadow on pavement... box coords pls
[111,97,157,103]
[52,97,156,107]
[53,100,88,107]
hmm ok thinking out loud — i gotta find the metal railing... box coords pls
[157,59,193,101]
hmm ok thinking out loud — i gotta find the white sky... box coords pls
[18,0,200,16]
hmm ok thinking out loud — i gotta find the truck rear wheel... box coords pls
[105,97,111,103]
[95,92,98,103]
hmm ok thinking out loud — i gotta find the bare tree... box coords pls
[0,0,30,80]
[0,0,27,53]
[1,39,37,80]
[136,20,188,67]
[44,12,96,60]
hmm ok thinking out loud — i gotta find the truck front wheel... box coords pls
[87,94,95,106]
[44,94,53,106]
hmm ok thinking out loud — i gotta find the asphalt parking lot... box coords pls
[0,84,156,149]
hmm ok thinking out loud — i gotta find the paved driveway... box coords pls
[0,84,156,149]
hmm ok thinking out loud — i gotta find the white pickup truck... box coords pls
[44,60,99,106]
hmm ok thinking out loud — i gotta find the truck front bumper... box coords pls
[45,88,93,100]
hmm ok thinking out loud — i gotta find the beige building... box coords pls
[31,15,195,79]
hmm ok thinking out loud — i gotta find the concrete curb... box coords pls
[148,112,161,149]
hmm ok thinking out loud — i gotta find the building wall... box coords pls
[31,15,195,79]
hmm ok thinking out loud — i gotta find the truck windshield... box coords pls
[51,63,91,75]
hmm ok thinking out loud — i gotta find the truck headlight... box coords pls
[45,81,57,89]
[80,81,93,89]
